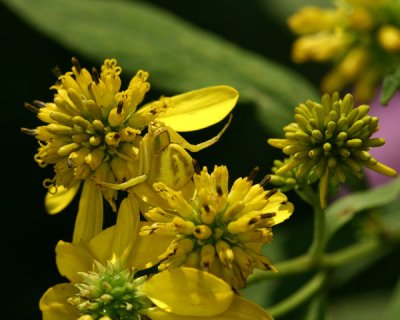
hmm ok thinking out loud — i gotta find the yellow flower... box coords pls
[268,92,397,208]
[40,197,272,320]
[140,165,294,290]
[22,57,238,241]
[288,0,400,102]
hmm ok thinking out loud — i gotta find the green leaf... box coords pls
[330,290,391,320]
[4,0,318,135]
[381,66,400,106]
[326,178,400,238]
[385,277,400,320]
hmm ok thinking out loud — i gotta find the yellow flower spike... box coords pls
[268,92,397,207]
[142,267,233,317]
[141,165,293,290]
[288,0,400,102]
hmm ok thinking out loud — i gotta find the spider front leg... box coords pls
[166,113,232,152]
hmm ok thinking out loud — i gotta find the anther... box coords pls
[259,174,271,187]
[24,102,40,113]
[51,65,62,78]
[193,159,201,175]
[21,128,37,136]
[260,212,276,219]
[71,57,81,73]
[265,188,278,199]
[92,67,100,84]
[33,100,47,108]
[247,166,259,181]
[117,100,124,114]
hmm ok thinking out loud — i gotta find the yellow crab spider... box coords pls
[98,115,232,191]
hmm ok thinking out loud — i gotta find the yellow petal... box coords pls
[55,240,93,283]
[142,267,234,316]
[127,221,174,270]
[213,295,273,320]
[272,201,295,225]
[89,226,114,264]
[39,283,79,320]
[111,196,140,260]
[72,179,103,243]
[143,296,272,320]
[45,183,80,215]
[156,85,239,132]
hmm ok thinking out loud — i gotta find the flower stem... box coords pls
[308,204,327,263]
[267,272,328,318]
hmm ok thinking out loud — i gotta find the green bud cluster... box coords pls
[268,92,397,207]
[68,260,152,320]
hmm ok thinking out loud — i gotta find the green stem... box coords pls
[248,231,400,283]
[308,204,326,263]
[295,185,327,262]
[267,272,328,318]
[324,235,395,267]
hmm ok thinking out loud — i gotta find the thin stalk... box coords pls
[267,272,328,318]
[308,204,327,263]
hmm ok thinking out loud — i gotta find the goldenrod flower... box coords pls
[140,165,294,290]
[22,57,238,240]
[40,197,272,320]
[288,0,400,102]
[268,92,397,208]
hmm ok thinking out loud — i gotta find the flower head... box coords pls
[22,57,238,239]
[40,198,272,320]
[288,0,400,102]
[140,165,294,290]
[268,92,397,207]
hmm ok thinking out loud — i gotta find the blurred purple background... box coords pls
[365,91,400,186]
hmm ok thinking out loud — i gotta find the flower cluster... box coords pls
[288,0,400,102]
[25,58,290,320]
[268,92,397,207]
[140,165,293,291]
[23,58,238,242]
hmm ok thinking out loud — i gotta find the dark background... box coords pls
[2,1,398,319]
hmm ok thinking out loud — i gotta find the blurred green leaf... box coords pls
[381,66,400,106]
[329,290,391,320]
[331,241,389,287]
[326,178,400,238]
[385,277,400,320]
[4,0,318,135]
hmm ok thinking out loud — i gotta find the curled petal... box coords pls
[45,183,80,215]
